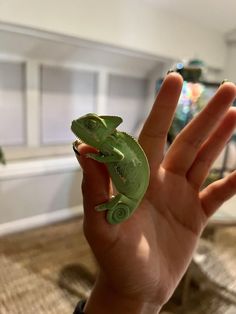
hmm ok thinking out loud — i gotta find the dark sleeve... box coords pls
[73,300,86,314]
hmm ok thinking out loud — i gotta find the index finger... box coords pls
[139,72,183,169]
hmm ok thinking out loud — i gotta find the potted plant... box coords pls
[0,146,6,165]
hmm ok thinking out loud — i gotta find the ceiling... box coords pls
[0,1,235,75]
[145,0,236,35]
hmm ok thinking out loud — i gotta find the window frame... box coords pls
[1,59,153,162]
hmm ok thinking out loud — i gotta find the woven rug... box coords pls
[1,218,236,313]
[0,218,97,314]
[194,228,236,300]
[176,289,236,314]
[180,226,236,314]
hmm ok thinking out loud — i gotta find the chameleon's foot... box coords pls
[107,203,130,224]
[95,203,108,212]
[95,194,133,224]
[86,152,99,160]
[95,195,118,212]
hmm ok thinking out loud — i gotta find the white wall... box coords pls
[0,157,83,233]
[223,43,236,82]
[0,0,226,69]
[221,41,236,221]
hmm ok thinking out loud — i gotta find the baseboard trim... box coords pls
[0,205,84,236]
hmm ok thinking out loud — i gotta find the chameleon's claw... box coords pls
[86,152,99,160]
[95,196,116,212]
[95,203,107,212]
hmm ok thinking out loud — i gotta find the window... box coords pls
[41,66,97,144]
[107,75,148,134]
[0,62,25,146]
[1,62,150,161]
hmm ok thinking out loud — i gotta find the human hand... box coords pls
[74,73,236,313]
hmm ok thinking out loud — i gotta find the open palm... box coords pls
[75,73,236,309]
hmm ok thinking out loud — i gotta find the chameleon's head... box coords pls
[71,113,122,148]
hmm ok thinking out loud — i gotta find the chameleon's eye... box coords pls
[85,119,98,130]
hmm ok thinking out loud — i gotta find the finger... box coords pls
[187,108,236,189]
[200,170,236,217]
[73,143,115,236]
[139,72,183,168]
[163,82,236,176]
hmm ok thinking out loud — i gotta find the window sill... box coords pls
[0,155,80,180]
[3,144,74,161]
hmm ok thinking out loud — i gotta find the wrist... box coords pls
[84,274,162,314]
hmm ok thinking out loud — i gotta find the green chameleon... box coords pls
[71,113,150,224]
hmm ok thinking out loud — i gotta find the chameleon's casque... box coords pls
[71,113,150,224]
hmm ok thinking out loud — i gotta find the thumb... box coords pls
[73,142,113,236]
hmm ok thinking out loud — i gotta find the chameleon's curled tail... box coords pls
[107,203,130,224]
[96,194,138,224]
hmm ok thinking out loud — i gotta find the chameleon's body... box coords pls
[71,113,150,224]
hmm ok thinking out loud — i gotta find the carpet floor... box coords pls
[0,218,236,314]
[0,218,96,314]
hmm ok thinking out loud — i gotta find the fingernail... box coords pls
[166,69,176,75]
[220,79,229,85]
[72,141,80,156]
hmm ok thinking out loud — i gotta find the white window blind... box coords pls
[107,75,148,134]
[41,66,97,144]
[0,62,25,146]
